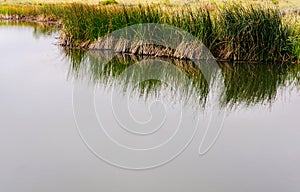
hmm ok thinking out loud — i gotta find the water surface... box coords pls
[1,23,300,192]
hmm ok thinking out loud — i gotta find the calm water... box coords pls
[1,23,300,192]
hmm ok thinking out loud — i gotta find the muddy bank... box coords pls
[87,36,212,60]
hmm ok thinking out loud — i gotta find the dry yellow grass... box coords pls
[0,0,299,7]
[280,0,300,8]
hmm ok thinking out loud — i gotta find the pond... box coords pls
[1,22,300,192]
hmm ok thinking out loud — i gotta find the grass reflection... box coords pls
[65,49,300,109]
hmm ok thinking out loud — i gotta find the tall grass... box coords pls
[287,15,300,63]
[60,4,218,50]
[59,3,298,62]
[217,5,292,62]
[0,2,299,62]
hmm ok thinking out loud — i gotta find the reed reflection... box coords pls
[65,49,300,109]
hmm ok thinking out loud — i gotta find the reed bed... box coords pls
[0,2,299,62]
[58,3,299,62]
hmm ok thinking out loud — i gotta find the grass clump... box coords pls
[216,5,292,62]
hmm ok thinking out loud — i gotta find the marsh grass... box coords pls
[59,4,218,50]
[289,16,300,62]
[59,3,298,62]
[217,5,292,62]
[0,2,299,61]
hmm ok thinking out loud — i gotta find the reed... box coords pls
[0,2,299,62]
[216,5,292,62]
[59,4,216,49]
[288,15,300,62]
[59,3,298,62]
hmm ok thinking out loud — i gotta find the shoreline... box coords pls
[0,13,58,23]
[1,3,299,63]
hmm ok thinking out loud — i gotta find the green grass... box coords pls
[0,3,68,19]
[0,2,299,62]
[216,5,292,61]
[59,3,298,62]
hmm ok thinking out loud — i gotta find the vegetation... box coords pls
[216,5,292,61]
[0,2,299,62]
[59,3,299,62]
